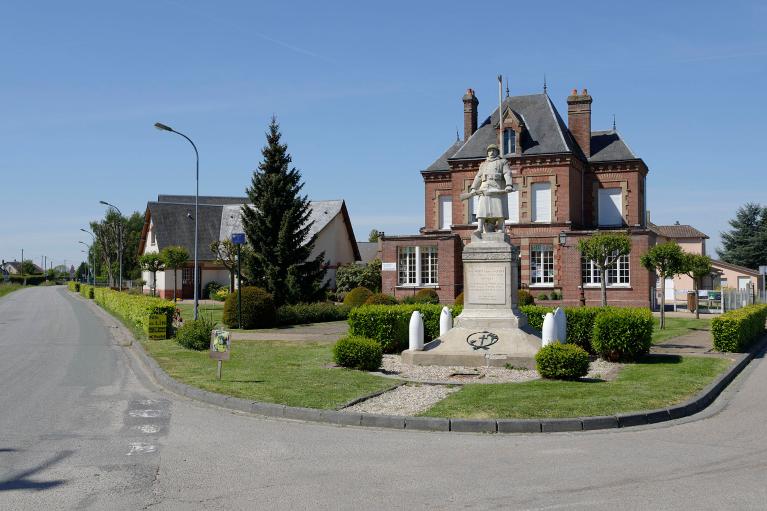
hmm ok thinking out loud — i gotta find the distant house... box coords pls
[137,195,361,299]
[1,260,43,275]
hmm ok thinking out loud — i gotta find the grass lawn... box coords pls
[421,355,731,419]
[141,338,396,409]
[0,284,23,299]
[177,302,224,326]
[652,317,711,344]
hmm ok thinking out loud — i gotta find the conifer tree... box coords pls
[717,202,767,270]
[242,117,327,305]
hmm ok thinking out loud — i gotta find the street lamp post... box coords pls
[81,228,96,286]
[154,122,200,320]
[100,201,124,291]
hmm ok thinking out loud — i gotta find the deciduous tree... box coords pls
[577,232,632,307]
[161,246,189,302]
[641,241,687,329]
[139,253,164,297]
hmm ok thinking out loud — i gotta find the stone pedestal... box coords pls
[402,231,542,368]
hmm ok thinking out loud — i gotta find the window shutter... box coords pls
[505,190,519,224]
[531,183,551,223]
[438,195,452,230]
[598,188,623,226]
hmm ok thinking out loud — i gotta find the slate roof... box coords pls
[648,222,709,239]
[424,140,465,172]
[356,242,380,263]
[219,200,345,243]
[589,130,637,162]
[157,194,248,206]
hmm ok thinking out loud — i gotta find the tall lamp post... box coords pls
[81,228,96,286]
[154,122,200,320]
[99,200,124,291]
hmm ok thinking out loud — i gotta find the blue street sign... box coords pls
[231,233,246,245]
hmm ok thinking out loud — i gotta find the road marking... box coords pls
[136,399,158,406]
[135,424,161,434]
[128,409,162,418]
[126,443,157,456]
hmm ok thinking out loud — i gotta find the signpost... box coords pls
[210,329,231,380]
[147,314,167,340]
[231,233,245,329]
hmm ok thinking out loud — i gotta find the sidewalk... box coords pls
[231,320,349,343]
[650,329,725,357]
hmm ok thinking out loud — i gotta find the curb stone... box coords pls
[75,290,765,435]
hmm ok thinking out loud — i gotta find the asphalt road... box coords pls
[1,286,767,510]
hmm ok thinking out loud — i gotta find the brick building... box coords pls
[381,86,659,307]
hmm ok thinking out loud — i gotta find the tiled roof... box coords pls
[648,222,709,239]
[710,259,760,277]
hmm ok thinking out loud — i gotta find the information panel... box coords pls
[147,314,167,340]
[466,265,506,305]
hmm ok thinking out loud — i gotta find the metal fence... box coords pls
[656,288,766,313]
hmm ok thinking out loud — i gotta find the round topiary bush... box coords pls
[535,343,590,380]
[518,289,535,306]
[175,316,216,351]
[591,308,653,361]
[343,287,373,308]
[203,281,224,299]
[454,292,464,306]
[410,288,439,304]
[364,293,398,306]
[223,286,276,329]
[333,335,383,371]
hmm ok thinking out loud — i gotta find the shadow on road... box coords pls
[0,450,72,492]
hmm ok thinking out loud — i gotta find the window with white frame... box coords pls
[438,195,452,230]
[531,182,552,223]
[503,129,516,155]
[582,253,630,286]
[398,246,438,286]
[530,244,554,285]
[505,189,519,224]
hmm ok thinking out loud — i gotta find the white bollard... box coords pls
[409,311,424,351]
[542,312,556,347]
[553,307,567,344]
[439,306,453,336]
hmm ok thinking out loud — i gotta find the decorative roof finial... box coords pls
[612,114,617,131]
[505,78,510,98]
[456,127,460,142]
[543,73,547,93]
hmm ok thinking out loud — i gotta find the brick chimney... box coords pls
[567,88,593,157]
[462,88,479,140]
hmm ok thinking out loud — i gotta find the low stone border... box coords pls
[83,286,761,434]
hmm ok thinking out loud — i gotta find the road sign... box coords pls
[147,314,167,340]
[231,233,246,245]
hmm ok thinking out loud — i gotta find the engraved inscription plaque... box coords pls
[466,264,506,305]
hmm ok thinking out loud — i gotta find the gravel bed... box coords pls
[344,384,460,416]
[587,358,623,381]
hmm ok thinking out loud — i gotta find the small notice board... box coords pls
[210,329,231,361]
[147,314,167,340]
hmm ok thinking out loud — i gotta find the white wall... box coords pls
[310,214,357,288]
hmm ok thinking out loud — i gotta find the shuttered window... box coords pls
[598,188,623,226]
[505,190,519,224]
[531,182,551,223]
[438,195,452,230]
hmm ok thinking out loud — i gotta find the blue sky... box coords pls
[1,0,765,269]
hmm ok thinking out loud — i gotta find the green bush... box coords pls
[68,281,80,292]
[518,289,535,306]
[93,287,176,336]
[348,304,458,353]
[343,287,373,308]
[535,343,590,380]
[212,287,229,302]
[364,293,398,306]
[203,281,224,299]
[591,308,654,361]
[8,274,46,286]
[333,335,383,371]
[521,305,612,354]
[176,316,216,350]
[335,260,382,293]
[537,293,549,301]
[80,284,95,299]
[276,302,350,326]
[223,286,276,329]
[711,304,767,352]
[401,288,440,304]
[454,292,464,306]
[550,290,562,300]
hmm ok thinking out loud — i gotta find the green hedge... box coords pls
[712,304,767,352]
[80,284,95,299]
[333,335,383,371]
[67,281,80,292]
[521,305,610,353]
[348,304,459,353]
[535,343,590,380]
[591,308,654,361]
[93,287,176,337]
[276,302,350,326]
[8,274,46,286]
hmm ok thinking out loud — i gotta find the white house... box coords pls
[137,195,360,299]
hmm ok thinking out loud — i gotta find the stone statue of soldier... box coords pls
[461,144,514,234]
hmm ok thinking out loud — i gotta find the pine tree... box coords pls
[242,116,327,305]
[717,203,767,270]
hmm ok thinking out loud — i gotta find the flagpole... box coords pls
[498,75,503,152]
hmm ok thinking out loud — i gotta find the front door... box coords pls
[182,267,195,299]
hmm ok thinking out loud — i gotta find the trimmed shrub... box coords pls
[176,315,216,350]
[454,292,464,306]
[343,287,373,308]
[712,304,767,352]
[93,287,176,336]
[550,290,562,300]
[276,302,350,326]
[348,304,459,353]
[80,284,95,299]
[203,281,224,299]
[8,274,46,286]
[333,335,383,371]
[68,281,80,292]
[212,287,229,302]
[364,293,398,306]
[518,289,535,306]
[537,293,549,301]
[535,343,590,380]
[335,260,381,293]
[521,305,611,354]
[591,308,654,361]
[402,288,440,304]
[223,286,276,329]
